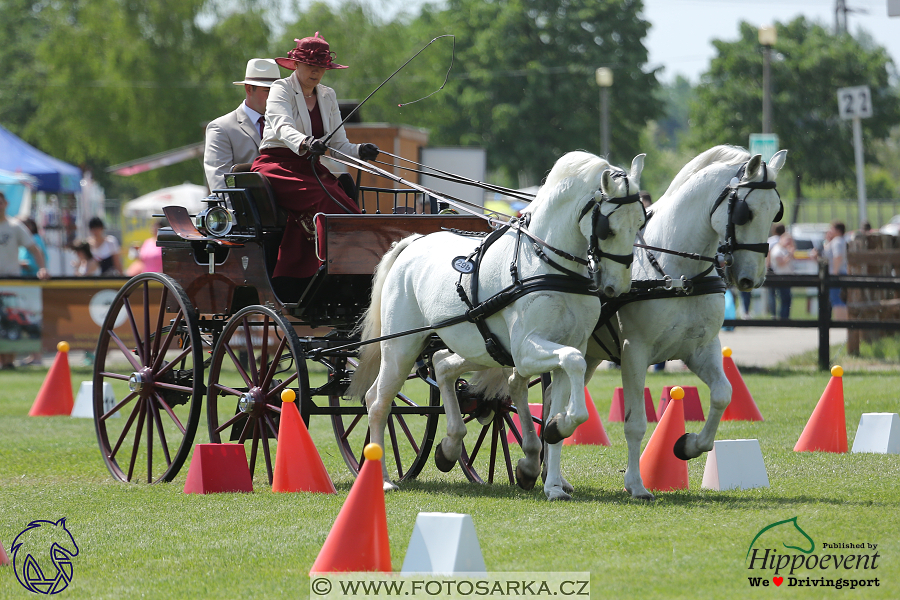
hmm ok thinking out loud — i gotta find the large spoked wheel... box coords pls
[330,357,440,483]
[93,273,204,483]
[206,306,309,486]
[457,376,545,485]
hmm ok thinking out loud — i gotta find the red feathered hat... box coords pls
[275,32,348,70]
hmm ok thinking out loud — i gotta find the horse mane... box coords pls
[525,151,610,213]
[661,145,750,200]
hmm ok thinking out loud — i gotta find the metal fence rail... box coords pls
[722,263,900,370]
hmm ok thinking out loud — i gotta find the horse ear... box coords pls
[767,149,788,178]
[600,169,613,194]
[744,154,763,181]
[630,153,646,183]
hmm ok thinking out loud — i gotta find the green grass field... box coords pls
[2,364,899,599]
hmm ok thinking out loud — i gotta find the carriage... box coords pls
[91,164,549,487]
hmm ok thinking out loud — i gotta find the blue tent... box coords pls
[0,123,81,193]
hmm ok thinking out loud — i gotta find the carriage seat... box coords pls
[223,170,287,229]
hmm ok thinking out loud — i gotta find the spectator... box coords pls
[125,220,165,275]
[770,232,795,319]
[71,240,100,276]
[766,223,786,316]
[824,220,849,321]
[87,217,122,275]
[19,218,49,277]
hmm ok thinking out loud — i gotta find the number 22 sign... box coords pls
[837,85,872,120]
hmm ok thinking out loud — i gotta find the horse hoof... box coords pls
[515,464,537,491]
[383,481,400,492]
[546,489,572,501]
[543,416,564,445]
[434,443,456,473]
[633,491,656,502]
[673,433,691,461]
[562,478,575,494]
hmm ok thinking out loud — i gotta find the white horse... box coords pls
[348,151,647,493]
[578,145,788,501]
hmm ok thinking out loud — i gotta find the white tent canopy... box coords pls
[122,182,208,218]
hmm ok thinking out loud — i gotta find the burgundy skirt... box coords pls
[252,147,360,279]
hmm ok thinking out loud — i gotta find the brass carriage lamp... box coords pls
[758,25,777,134]
[595,67,613,159]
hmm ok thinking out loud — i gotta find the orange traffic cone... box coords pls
[794,366,847,453]
[640,386,689,491]
[28,341,74,416]
[609,387,657,422]
[564,388,611,446]
[272,390,336,493]
[721,347,764,421]
[1,538,9,566]
[310,443,391,573]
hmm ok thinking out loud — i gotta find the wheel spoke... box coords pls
[150,287,168,364]
[211,382,244,398]
[260,416,274,485]
[108,330,142,370]
[214,410,247,436]
[393,413,420,454]
[248,420,260,477]
[241,316,259,383]
[238,412,253,444]
[260,336,288,392]
[150,395,173,467]
[264,413,279,441]
[224,342,253,388]
[127,399,147,482]
[142,281,151,365]
[153,381,194,395]
[110,397,142,459]
[259,316,269,384]
[101,391,138,422]
[358,429,372,469]
[466,424,490,466]
[99,371,131,382]
[151,310,183,371]
[504,412,523,445]
[155,345,192,378]
[500,419,514,484]
[152,392,186,435]
[122,296,146,365]
[488,418,500,484]
[264,372,298,401]
[146,392,154,483]
[340,414,364,442]
[387,417,404,479]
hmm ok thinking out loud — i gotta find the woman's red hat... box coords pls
[275,32,348,70]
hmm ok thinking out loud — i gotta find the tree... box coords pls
[405,0,663,184]
[688,18,900,197]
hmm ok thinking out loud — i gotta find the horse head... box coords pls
[585,154,646,297]
[711,150,787,291]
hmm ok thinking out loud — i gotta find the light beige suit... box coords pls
[203,103,262,191]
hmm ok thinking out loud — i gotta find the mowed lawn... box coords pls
[1,364,899,599]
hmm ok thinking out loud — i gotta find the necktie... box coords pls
[257,116,265,139]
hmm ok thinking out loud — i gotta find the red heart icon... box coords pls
[773,577,783,586]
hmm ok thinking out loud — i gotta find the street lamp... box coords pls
[595,67,613,158]
[758,25,777,134]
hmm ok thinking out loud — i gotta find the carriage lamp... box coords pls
[197,205,234,237]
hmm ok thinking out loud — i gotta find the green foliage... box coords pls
[687,17,900,195]
[407,0,664,182]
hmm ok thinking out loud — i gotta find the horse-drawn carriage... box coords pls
[92,144,788,502]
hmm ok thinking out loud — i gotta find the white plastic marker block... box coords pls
[851,413,900,454]
[701,439,769,491]
[401,513,486,575]
[71,381,118,418]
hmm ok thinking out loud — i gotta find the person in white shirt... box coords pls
[770,232,795,319]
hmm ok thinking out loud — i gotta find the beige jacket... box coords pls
[203,103,262,191]
[260,73,361,160]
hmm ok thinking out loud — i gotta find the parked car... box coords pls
[789,223,829,275]
[880,215,900,236]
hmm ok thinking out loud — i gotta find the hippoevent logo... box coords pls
[745,516,880,590]
[11,518,80,595]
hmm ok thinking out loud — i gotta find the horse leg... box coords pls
[516,343,588,444]
[431,350,480,471]
[678,342,732,459]
[508,372,541,490]
[620,340,655,501]
[541,368,577,500]
[365,337,426,491]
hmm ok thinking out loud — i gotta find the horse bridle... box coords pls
[710,162,783,266]
[577,169,645,271]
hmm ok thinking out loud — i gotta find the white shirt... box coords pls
[242,102,264,134]
[0,218,35,276]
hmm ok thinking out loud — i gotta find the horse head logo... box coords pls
[746,516,815,560]
[11,518,79,595]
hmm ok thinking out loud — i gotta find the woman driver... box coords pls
[253,32,379,301]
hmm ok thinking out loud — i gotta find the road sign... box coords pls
[837,85,873,120]
[749,134,779,162]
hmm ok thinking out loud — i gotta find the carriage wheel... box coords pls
[206,306,309,486]
[457,376,545,485]
[93,273,204,483]
[330,357,440,483]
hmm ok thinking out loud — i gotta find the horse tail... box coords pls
[347,234,423,399]
[466,368,513,400]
